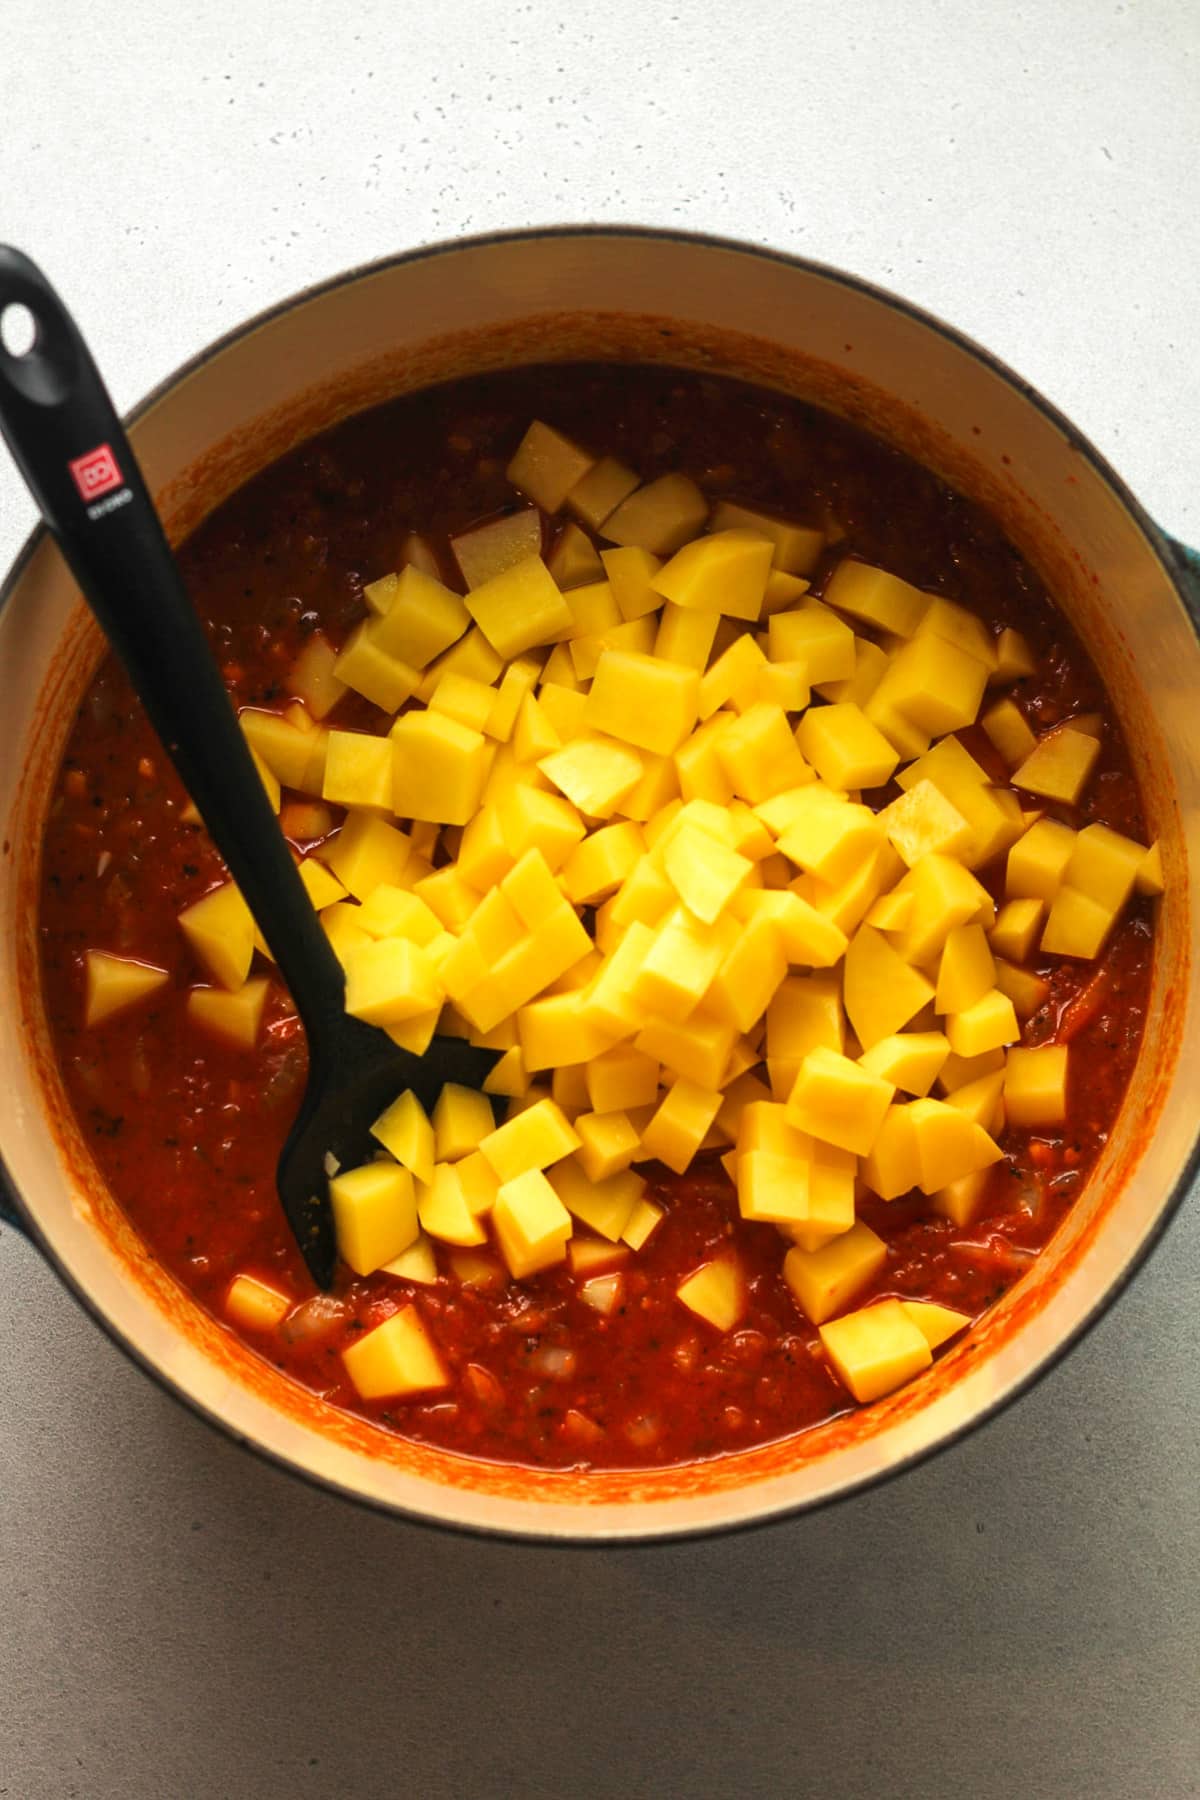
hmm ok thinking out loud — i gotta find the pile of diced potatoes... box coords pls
[84,419,1164,1418]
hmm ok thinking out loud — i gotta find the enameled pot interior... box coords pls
[1,232,1197,1539]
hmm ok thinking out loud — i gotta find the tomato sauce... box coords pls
[37,363,1154,1469]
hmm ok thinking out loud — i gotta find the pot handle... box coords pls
[1163,533,1200,619]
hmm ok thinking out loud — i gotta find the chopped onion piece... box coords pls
[580,1273,624,1317]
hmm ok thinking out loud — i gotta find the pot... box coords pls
[1,227,1197,1540]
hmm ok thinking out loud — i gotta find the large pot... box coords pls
[1,228,1197,1540]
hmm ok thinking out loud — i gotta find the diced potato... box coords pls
[323,729,394,811]
[1135,841,1164,897]
[858,1032,950,1098]
[1006,817,1076,902]
[480,1096,581,1184]
[981,697,1037,768]
[768,602,856,685]
[548,521,605,588]
[843,924,936,1049]
[417,1162,488,1247]
[622,1197,664,1249]
[492,1169,574,1278]
[601,474,708,554]
[676,1254,745,1331]
[225,1273,291,1333]
[869,631,989,737]
[1041,887,1117,959]
[568,1235,631,1276]
[344,936,441,1027]
[935,924,995,1015]
[586,1045,661,1114]
[860,1104,921,1200]
[819,1297,932,1402]
[710,500,824,575]
[574,1110,641,1180]
[653,529,773,621]
[342,1304,448,1401]
[821,559,928,636]
[795,702,899,790]
[1062,822,1145,913]
[371,1089,435,1185]
[945,987,1019,1057]
[715,702,812,802]
[324,812,413,899]
[928,1167,991,1227]
[85,951,169,1026]
[585,649,701,756]
[660,820,753,924]
[653,602,720,671]
[560,821,644,906]
[993,957,1050,1020]
[878,779,971,867]
[464,554,573,660]
[636,1011,736,1091]
[550,1158,644,1241]
[451,509,542,592]
[420,626,504,694]
[567,457,641,531]
[179,881,256,992]
[815,635,888,707]
[600,545,663,619]
[786,1046,894,1157]
[989,898,1045,964]
[370,567,471,669]
[383,1230,439,1284]
[731,890,848,967]
[391,711,489,826]
[330,1160,419,1274]
[539,734,644,819]
[1005,1045,1069,1126]
[432,1083,495,1162]
[332,620,421,713]
[944,1068,1006,1135]
[888,855,993,966]
[907,1097,1004,1193]
[429,673,497,736]
[989,626,1036,684]
[776,788,883,887]
[1012,726,1101,805]
[240,708,330,795]
[783,1220,888,1324]
[507,420,595,512]
[640,1078,723,1174]
[289,632,347,720]
[901,1300,970,1350]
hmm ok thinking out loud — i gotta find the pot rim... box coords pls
[2,221,1197,1544]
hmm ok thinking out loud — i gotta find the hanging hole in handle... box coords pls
[0,302,38,358]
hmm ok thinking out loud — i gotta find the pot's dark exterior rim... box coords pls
[1,222,1198,1546]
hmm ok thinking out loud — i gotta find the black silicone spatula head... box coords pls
[0,247,498,1290]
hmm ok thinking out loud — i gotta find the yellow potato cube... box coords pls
[574,1110,640,1180]
[1013,726,1101,805]
[324,812,412,899]
[239,708,327,794]
[871,631,990,737]
[506,420,595,512]
[480,1096,581,1185]
[652,601,719,670]
[1005,1045,1069,1126]
[709,501,824,575]
[560,821,644,906]
[599,545,664,619]
[617,749,682,823]
[178,880,257,993]
[492,1169,573,1277]
[993,957,1050,1020]
[795,701,899,790]
[1006,817,1076,902]
[640,1078,723,1174]
[928,1167,991,1227]
[496,784,587,873]
[713,702,814,802]
[370,566,471,669]
[989,898,1045,964]
[914,596,997,669]
[451,509,542,592]
[417,1162,488,1247]
[586,649,701,756]
[621,1197,664,1250]
[517,993,619,1072]
[566,456,640,530]
[937,1048,1006,1093]
[428,672,497,736]
[677,1254,746,1332]
[454,1150,501,1218]
[550,1159,644,1242]
[432,1084,495,1162]
[344,937,441,1026]
[783,1220,888,1325]
[463,553,573,660]
[944,1069,1006,1134]
[332,620,420,713]
[1063,822,1146,913]
[357,882,451,946]
[482,1046,528,1100]
[865,889,913,931]
[907,1097,1004,1193]
[815,635,889,707]
[186,977,269,1050]
[819,1297,932,1403]
[289,633,347,719]
[371,1089,435,1185]
[731,890,848,967]
[945,987,1019,1057]
[548,521,605,589]
[635,1011,736,1091]
[765,974,845,1097]
[342,1304,448,1400]
[383,1230,439,1284]
[661,820,753,924]
[1135,841,1164,897]
[698,633,770,718]
[420,626,505,695]
[863,694,933,761]
[768,602,856,684]
[935,923,996,1014]
[774,788,882,888]
[225,1273,291,1333]
[330,1160,419,1275]
[584,1046,660,1115]
[703,912,789,1034]
[1040,887,1117,958]
[652,529,773,621]
[738,1148,853,1243]
[512,691,563,765]
[859,1032,950,1098]
[821,559,929,636]
[323,730,394,811]
[790,842,901,939]
[889,855,993,966]
[981,697,1037,767]
[601,473,708,554]
[539,734,644,818]
[843,924,936,1049]
[878,779,971,867]
[786,1046,894,1156]
[990,626,1037,683]
[85,952,168,1026]
[391,710,489,826]
[860,1104,921,1200]
[562,577,621,639]
[631,907,732,1022]
[901,1300,971,1350]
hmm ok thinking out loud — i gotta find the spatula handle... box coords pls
[0,246,346,1037]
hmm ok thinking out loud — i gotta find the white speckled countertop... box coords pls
[1,4,1198,1794]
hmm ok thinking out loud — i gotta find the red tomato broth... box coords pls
[37,362,1154,1471]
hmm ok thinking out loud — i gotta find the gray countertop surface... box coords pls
[2,3,1198,1795]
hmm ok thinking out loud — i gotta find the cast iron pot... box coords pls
[1,228,1196,1540]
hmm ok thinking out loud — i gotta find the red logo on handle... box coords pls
[69,444,123,501]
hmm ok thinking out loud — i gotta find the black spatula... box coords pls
[0,247,498,1289]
